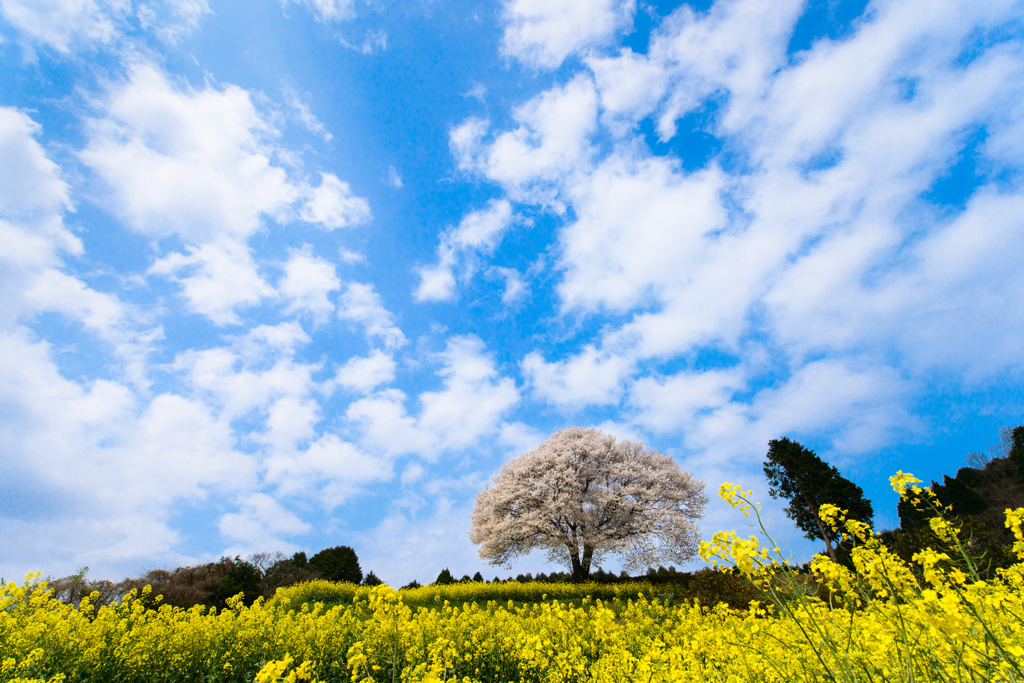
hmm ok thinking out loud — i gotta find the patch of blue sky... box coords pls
[923,125,988,211]
[787,0,872,54]
[639,107,727,172]
[622,0,705,56]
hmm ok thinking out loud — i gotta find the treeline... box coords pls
[423,564,723,587]
[775,423,1024,577]
[877,424,1024,575]
[46,545,380,611]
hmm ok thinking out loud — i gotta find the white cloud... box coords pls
[0,114,206,577]
[0,0,124,53]
[331,349,396,393]
[451,76,599,205]
[286,89,334,141]
[338,248,366,264]
[173,322,317,419]
[387,165,403,188]
[488,266,527,305]
[300,172,372,229]
[418,336,520,451]
[81,63,299,243]
[0,107,159,384]
[349,29,387,55]
[293,0,355,23]
[23,267,133,340]
[346,336,520,461]
[0,107,80,329]
[587,48,668,135]
[346,388,429,457]
[401,462,425,485]
[137,0,211,44]
[337,282,407,349]
[219,493,311,553]
[0,328,256,579]
[522,344,634,409]
[414,259,458,302]
[415,199,515,302]
[628,368,746,434]
[497,420,546,456]
[647,0,805,140]
[260,394,321,452]
[557,154,727,319]
[81,63,371,325]
[685,360,915,463]
[279,245,341,323]
[500,0,636,69]
[0,108,73,225]
[149,237,274,326]
[264,434,392,509]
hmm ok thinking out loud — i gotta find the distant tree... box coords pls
[470,427,709,581]
[899,423,1024,546]
[1010,426,1024,482]
[879,518,1014,581]
[401,580,421,590]
[472,571,483,582]
[763,437,874,563]
[47,567,124,608]
[216,556,262,608]
[362,570,383,587]
[263,552,318,593]
[931,471,990,516]
[309,546,362,584]
[434,568,455,585]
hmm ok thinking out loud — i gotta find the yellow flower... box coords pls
[889,471,922,495]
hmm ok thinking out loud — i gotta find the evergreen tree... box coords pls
[216,557,262,607]
[763,437,874,563]
[308,546,362,584]
[434,568,454,585]
[931,471,990,516]
[1010,426,1024,482]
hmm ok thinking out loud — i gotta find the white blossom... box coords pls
[470,426,708,578]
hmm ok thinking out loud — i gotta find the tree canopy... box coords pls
[308,545,362,584]
[763,437,874,563]
[470,427,709,581]
[899,423,1024,547]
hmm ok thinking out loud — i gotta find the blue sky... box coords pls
[1,0,1022,586]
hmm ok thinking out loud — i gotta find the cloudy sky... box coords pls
[1,0,1022,585]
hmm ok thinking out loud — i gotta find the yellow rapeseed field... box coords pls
[2,472,1022,683]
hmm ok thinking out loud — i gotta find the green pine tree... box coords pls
[763,437,874,563]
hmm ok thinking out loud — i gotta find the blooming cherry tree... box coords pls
[470,427,709,580]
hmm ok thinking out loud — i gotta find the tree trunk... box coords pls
[570,551,585,582]
[580,545,594,581]
[796,485,838,564]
